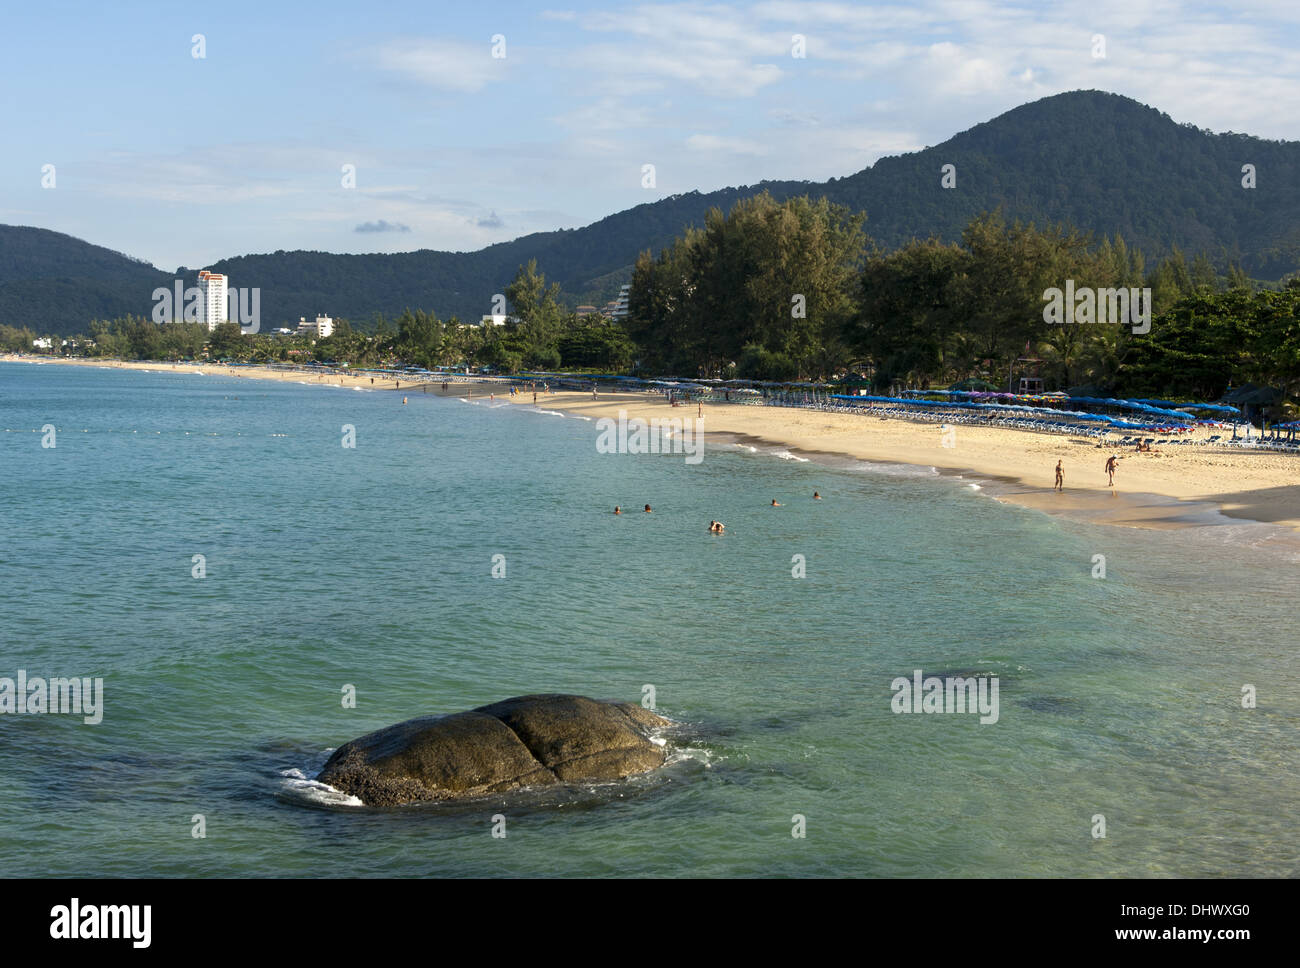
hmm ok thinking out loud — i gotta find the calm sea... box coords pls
[1,361,1297,877]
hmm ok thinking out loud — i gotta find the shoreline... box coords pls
[496,389,1300,535]
[6,354,1298,534]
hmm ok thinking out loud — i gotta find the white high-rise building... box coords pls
[613,283,631,319]
[197,270,228,331]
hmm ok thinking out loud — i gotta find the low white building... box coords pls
[297,315,334,338]
[478,314,519,326]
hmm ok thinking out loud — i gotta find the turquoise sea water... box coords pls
[1,360,1297,878]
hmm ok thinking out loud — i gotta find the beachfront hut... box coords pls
[1221,383,1284,431]
[1008,345,1046,395]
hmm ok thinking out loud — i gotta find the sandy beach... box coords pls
[504,389,1300,534]
[6,354,1298,532]
[0,356,474,393]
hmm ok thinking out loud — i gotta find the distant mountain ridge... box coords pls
[4,90,1299,336]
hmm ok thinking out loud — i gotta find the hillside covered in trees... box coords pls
[4,90,1300,337]
[20,190,1298,417]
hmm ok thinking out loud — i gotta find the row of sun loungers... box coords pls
[1105,433,1300,452]
[684,391,1298,452]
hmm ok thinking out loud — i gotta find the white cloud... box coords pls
[685,133,771,155]
[366,38,507,93]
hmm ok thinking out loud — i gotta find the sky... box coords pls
[2,0,1299,270]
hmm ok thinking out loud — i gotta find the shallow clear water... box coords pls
[1,361,1297,877]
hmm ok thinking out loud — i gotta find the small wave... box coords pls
[664,744,719,768]
[771,450,810,462]
[277,766,363,808]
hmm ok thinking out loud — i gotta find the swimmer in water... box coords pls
[771,499,782,507]
[813,491,821,499]
[403,397,408,405]
[644,504,652,512]
[614,506,622,514]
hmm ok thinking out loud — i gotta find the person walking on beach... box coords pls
[1105,455,1118,486]
[533,391,538,404]
[1054,460,1064,492]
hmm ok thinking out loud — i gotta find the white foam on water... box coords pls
[664,744,719,768]
[771,450,810,462]
[277,766,363,808]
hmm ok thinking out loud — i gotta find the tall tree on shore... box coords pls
[626,192,866,378]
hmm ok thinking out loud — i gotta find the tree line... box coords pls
[11,191,1299,410]
[624,191,1300,406]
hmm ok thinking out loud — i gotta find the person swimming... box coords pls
[709,520,725,532]
[614,506,621,514]
[771,499,782,506]
[644,504,652,512]
[813,492,821,499]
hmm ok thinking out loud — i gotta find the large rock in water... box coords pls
[317,694,672,806]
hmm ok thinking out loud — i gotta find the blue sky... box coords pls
[3,0,1298,270]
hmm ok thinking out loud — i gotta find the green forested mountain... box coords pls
[4,90,1299,336]
[0,228,173,334]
